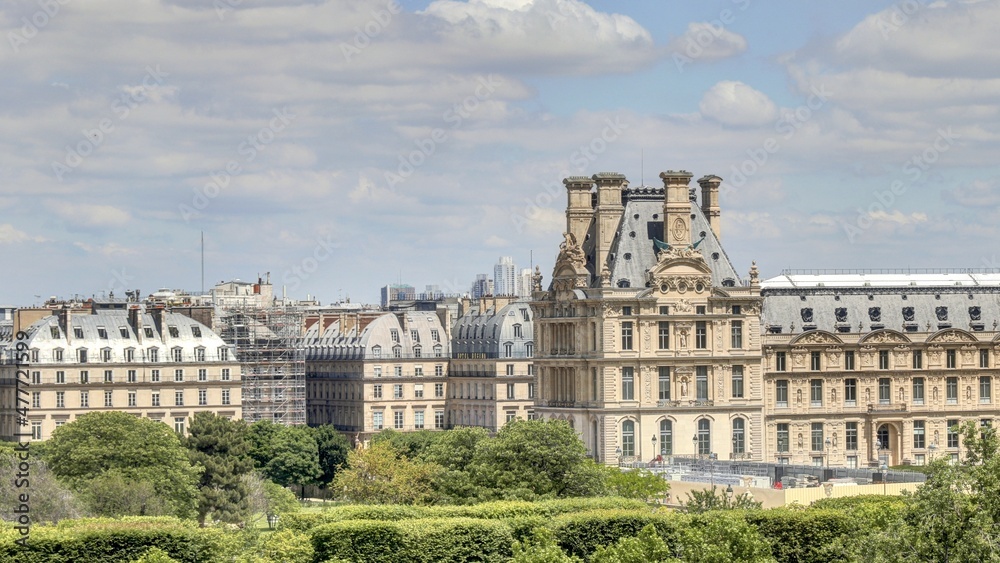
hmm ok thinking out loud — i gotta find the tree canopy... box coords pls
[185,412,254,525]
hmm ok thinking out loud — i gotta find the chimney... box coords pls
[128,305,143,345]
[698,175,723,241]
[58,306,72,344]
[151,305,166,342]
[592,172,627,277]
[660,170,694,248]
[563,176,594,246]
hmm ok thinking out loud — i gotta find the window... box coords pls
[505,364,514,376]
[947,377,958,404]
[373,412,384,430]
[913,420,925,449]
[148,348,159,363]
[659,305,669,315]
[191,326,202,338]
[394,366,402,377]
[697,419,711,455]
[104,370,113,383]
[776,380,789,407]
[127,369,136,383]
[222,389,231,405]
[811,352,822,371]
[174,417,185,435]
[947,350,957,369]
[80,391,89,407]
[696,305,706,315]
[913,350,923,369]
[221,368,230,381]
[172,348,183,362]
[435,365,443,376]
[175,391,184,406]
[431,329,440,342]
[198,389,207,406]
[80,370,89,384]
[168,326,179,338]
[507,383,515,399]
[104,390,113,407]
[948,419,960,448]
[879,378,891,404]
[732,418,745,455]
[31,391,40,409]
[696,366,708,401]
[845,378,857,406]
[414,384,424,399]
[219,347,229,361]
[982,349,991,369]
[435,383,444,397]
[777,423,789,453]
[56,370,65,384]
[413,347,422,358]
[373,384,383,399]
[810,379,823,407]
[151,391,160,407]
[50,326,60,338]
[812,457,824,467]
[394,411,404,430]
[513,324,523,338]
[811,422,824,451]
[731,321,743,348]
[621,367,634,401]
[73,327,83,339]
[128,391,137,407]
[31,371,40,385]
[56,391,65,408]
[981,376,992,404]
[621,420,635,457]
[658,367,671,400]
[410,329,419,343]
[97,326,107,339]
[846,422,858,451]
[197,369,207,382]
[913,377,925,405]
[435,345,444,358]
[659,420,673,455]
[776,352,787,371]
[658,321,670,349]
[78,348,88,363]
[372,346,382,359]
[175,369,184,382]
[393,346,401,359]
[414,411,425,429]
[54,349,63,362]
[879,350,890,370]
[31,421,41,441]
[414,365,423,377]
[195,348,205,362]
[621,322,633,350]
[435,411,445,429]
[393,384,403,399]
[101,349,112,362]
[528,382,536,399]
[695,321,707,349]
[391,329,399,343]
[144,327,153,338]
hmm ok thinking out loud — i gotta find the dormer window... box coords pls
[148,348,159,363]
[390,330,399,343]
[431,329,440,342]
[411,330,419,343]
[191,326,202,338]
[144,327,154,338]
[433,344,443,358]
[54,348,63,361]
[168,326,180,338]
[73,327,83,339]
[392,345,401,359]
[119,327,130,338]
[372,345,382,359]
[50,326,60,338]
[97,327,108,339]
[30,349,39,363]
[413,346,422,358]
[101,348,112,362]
[171,347,183,362]
[513,324,523,338]
[124,348,135,362]
[219,347,229,361]
[77,348,88,363]
[194,347,206,362]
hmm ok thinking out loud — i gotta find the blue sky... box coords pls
[1,0,998,306]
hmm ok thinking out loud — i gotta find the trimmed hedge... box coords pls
[743,508,856,563]
[311,517,514,563]
[0,517,225,563]
[281,497,648,532]
[549,509,683,559]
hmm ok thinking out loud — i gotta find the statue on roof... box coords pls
[532,266,543,292]
[557,232,586,269]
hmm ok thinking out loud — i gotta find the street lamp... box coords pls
[725,484,734,507]
[879,462,888,495]
[692,434,699,460]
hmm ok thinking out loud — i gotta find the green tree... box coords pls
[80,470,170,516]
[684,485,762,514]
[603,467,671,502]
[44,411,200,518]
[311,424,351,485]
[185,412,254,526]
[371,428,443,459]
[0,454,81,523]
[264,425,322,497]
[420,426,490,501]
[332,441,442,504]
[247,419,282,469]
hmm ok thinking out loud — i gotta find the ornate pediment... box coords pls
[859,329,911,345]
[927,328,979,344]
[551,232,589,292]
[790,330,843,346]
[645,246,712,294]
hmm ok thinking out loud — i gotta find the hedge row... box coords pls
[280,497,649,532]
[0,517,225,563]
[311,518,515,563]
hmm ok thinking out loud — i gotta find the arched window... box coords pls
[697,419,711,456]
[371,345,382,359]
[504,343,513,358]
[621,420,635,457]
[659,420,673,456]
[732,418,745,455]
[525,343,534,358]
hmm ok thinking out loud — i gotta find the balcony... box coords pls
[657,399,715,408]
[867,403,907,413]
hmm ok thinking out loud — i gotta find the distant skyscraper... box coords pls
[517,268,532,298]
[471,274,491,299]
[380,284,415,307]
[494,257,518,296]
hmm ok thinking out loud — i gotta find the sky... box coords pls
[2,0,999,306]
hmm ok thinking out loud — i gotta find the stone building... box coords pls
[531,171,763,465]
[760,272,1000,467]
[450,297,536,430]
[0,304,241,441]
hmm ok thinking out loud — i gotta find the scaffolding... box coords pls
[219,305,306,425]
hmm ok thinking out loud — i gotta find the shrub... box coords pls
[743,509,856,563]
[549,509,682,559]
[310,518,514,563]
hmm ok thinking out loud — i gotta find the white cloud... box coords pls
[45,201,131,228]
[667,22,747,62]
[0,224,47,244]
[699,81,777,127]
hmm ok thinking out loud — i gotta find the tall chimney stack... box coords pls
[660,170,694,248]
[563,176,594,246]
[698,175,723,241]
[128,305,143,345]
[58,306,72,344]
[592,172,627,277]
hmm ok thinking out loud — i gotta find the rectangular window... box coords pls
[505,364,514,376]
[31,421,41,441]
[80,370,89,384]
[104,390,113,407]
[507,383,515,400]
[393,384,403,399]
[394,366,402,377]
[219,347,229,361]
[621,367,634,401]
[128,391,137,407]
[776,380,789,407]
[104,370,113,383]
[811,352,822,371]
[695,321,707,349]
[981,376,992,404]
[373,412,383,430]
[101,349,111,362]
[31,391,40,409]
[913,350,923,369]
[658,321,670,349]
[198,389,207,406]
[528,382,536,399]
[435,365,444,376]
[506,412,517,424]
[435,383,444,397]
[845,378,857,406]
[394,411,404,430]
[621,322,633,350]
[658,366,671,400]
[846,422,858,451]
[414,365,423,377]
[948,419,959,448]
[222,389,231,405]
[982,349,991,369]
[696,366,709,401]
[659,306,669,315]
[730,366,744,399]
[373,384,382,399]
[621,306,632,316]
[31,371,40,385]
[879,350,890,370]
[151,391,160,407]
[148,348,158,363]
[175,369,184,382]
[221,368,231,381]
[54,349,63,362]
[879,378,891,404]
[151,369,161,383]
[413,384,424,399]
[414,411,425,429]
[80,391,89,408]
[913,377,925,405]
[56,391,65,408]
[175,391,184,406]
[947,350,957,369]
[78,348,88,363]
[696,305,706,315]
[435,410,445,429]
[198,369,207,382]
[731,321,743,349]
[776,352,787,372]
[172,348,183,362]
[56,370,65,384]
[845,351,855,371]
[811,423,824,451]
[947,377,959,404]
[127,369,136,383]
[913,420,925,449]
[777,423,789,453]
[810,379,823,407]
